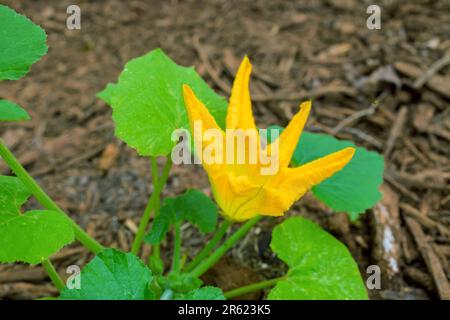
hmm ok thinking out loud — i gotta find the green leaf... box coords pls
[0,176,74,264]
[0,99,30,122]
[60,249,153,300]
[144,208,171,244]
[176,286,225,300]
[0,210,75,264]
[0,175,31,213]
[110,48,227,156]
[172,189,218,233]
[292,132,384,218]
[145,189,218,244]
[268,217,368,300]
[96,83,117,106]
[266,126,384,219]
[0,5,48,80]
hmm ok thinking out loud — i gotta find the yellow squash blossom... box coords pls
[182,57,355,221]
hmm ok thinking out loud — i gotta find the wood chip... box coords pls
[252,85,356,102]
[98,143,120,170]
[413,53,450,89]
[0,268,46,284]
[125,218,138,234]
[404,266,435,293]
[394,61,450,99]
[384,106,408,158]
[371,185,402,283]
[401,203,450,238]
[405,217,450,300]
[0,282,57,299]
[118,229,129,251]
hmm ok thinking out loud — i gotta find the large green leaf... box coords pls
[0,175,31,213]
[292,132,384,219]
[60,249,153,300]
[268,217,368,300]
[0,210,75,265]
[175,286,225,300]
[145,189,218,244]
[0,99,30,122]
[0,5,47,80]
[108,48,227,156]
[0,176,74,264]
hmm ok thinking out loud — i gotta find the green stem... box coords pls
[171,222,182,273]
[152,243,161,260]
[151,157,159,187]
[224,277,285,299]
[0,140,103,254]
[184,219,232,272]
[160,289,173,300]
[191,216,262,278]
[149,156,161,260]
[131,157,172,255]
[41,259,65,291]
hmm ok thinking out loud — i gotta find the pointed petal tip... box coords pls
[182,84,197,113]
[343,146,356,159]
[182,84,197,105]
[239,55,252,73]
[182,84,192,94]
[293,99,312,121]
[299,100,312,112]
[337,147,356,166]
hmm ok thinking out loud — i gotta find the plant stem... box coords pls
[131,157,172,255]
[150,156,161,260]
[151,156,159,187]
[184,219,232,272]
[41,259,65,291]
[131,192,156,254]
[0,140,103,254]
[190,216,262,278]
[152,243,161,260]
[171,222,182,273]
[160,289,173,300]
[224,277,285,299]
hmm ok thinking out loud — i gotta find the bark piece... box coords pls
[371,185,403,286]
[405,217,450,300]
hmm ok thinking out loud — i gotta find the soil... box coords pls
[0,0,449,300]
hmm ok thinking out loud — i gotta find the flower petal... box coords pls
[276,101,311,167]
[225,56,256,131]
[182,84,224,175]
[225,185,287,221]
[278,147,355,205]
[183,84,223,133]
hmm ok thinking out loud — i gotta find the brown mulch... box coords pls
[0,0,449,300]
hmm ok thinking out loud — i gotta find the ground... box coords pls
[0,0,449,300]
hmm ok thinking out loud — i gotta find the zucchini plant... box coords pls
[0,4,384,300]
